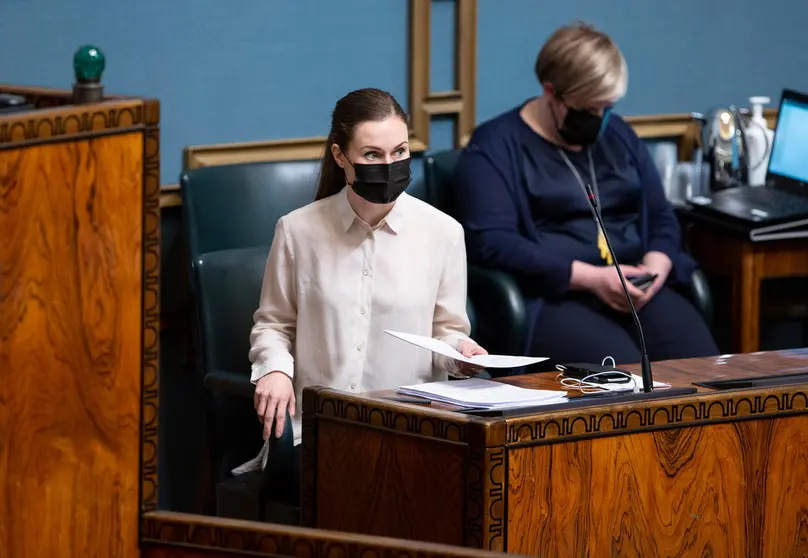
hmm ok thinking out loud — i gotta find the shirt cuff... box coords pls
[250,353,294,383]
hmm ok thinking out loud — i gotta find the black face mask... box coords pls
[348,158,411,204]
[558,106,612,146]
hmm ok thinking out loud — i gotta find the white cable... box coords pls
[555,362,639,393]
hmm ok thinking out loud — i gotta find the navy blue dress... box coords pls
[454,102,717,369]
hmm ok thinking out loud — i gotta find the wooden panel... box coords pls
[762,415,808,556]
[0,134,144,558]
[141,511,510,558]
[508,416,808,557]
[315,418,466,545]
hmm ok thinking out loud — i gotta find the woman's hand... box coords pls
[455,340,488,376]
[254,371,295,440]
[634,251,673,311]
[573,261,646,313]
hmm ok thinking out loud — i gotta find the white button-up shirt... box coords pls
[249,187,472,443]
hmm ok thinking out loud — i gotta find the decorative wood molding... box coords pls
[141,511,508,558]
[505,384,808,446]
[409,0,477,148]
[0,98,151,148]
[141,99,162,513]
[183,136,327,171]
[466,447,506,552]
[625,108,778,139]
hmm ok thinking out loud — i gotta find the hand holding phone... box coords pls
[628,272,658,292]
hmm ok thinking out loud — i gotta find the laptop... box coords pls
[690,88,808,240]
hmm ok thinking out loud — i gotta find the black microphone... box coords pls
[583,183,654,393]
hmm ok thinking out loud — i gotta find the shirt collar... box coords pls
[336,185,407,235]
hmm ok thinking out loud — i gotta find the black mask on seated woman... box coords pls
[348,158,412,204]
[558,106,612,146]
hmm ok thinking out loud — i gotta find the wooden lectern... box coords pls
[0,81,160,558]
[303,351,808,557]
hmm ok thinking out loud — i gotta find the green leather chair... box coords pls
[194,247,298,521]
[424,149,715,363]
[180,161,320,263]
[180,161,321,521]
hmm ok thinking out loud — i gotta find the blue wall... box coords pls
[2,0,806,184]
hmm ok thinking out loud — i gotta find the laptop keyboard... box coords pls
[722,187,808,216]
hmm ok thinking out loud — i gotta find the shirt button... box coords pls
[360,308,366,315]
[357,343,364,351]
[363,270,369,276]
[350,383,357,390]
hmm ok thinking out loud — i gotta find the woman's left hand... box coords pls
[636,251,672,311]
[455,340,489,376]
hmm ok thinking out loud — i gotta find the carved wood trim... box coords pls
[140,99,162,513]
[141,511,508,558]
[465,447,506,551]
[505,385,808,446]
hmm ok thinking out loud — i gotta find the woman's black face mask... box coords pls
[558,104,612,146]
[346,157,412,204]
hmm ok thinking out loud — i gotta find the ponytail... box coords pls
[314,136,346,201]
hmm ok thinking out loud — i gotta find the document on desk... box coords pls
[398,378,567,409]
[384,330,548,369]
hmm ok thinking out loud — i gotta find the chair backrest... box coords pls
[180,160,320,262]
[423,150,462,215]
[194,246,270,378]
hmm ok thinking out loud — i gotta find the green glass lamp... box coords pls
[72,45,105,104]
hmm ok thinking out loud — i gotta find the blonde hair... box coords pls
[535,22,628,106]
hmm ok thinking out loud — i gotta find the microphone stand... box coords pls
[583,183,654,392]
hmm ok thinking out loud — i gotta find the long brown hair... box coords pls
[315,88,408,201]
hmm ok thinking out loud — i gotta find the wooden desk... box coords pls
[685,218,808,352]
[302,350,808,557]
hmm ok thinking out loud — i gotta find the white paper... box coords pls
[398,378,567,409]
[384,330,548,369]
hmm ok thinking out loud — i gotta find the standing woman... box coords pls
[249,88,486,444]
[453,23,717,370]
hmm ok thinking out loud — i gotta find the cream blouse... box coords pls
[248,186,473,444]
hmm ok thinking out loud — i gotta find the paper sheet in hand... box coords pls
[384,330,548,369]
[399,378,566,409]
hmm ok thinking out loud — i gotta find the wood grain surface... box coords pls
[507,416,808,557]
[0,134,143,558]
[315,418,466,545]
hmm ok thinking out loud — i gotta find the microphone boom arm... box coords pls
[583,185,654,393]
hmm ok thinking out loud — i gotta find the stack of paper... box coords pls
[398,378,567,410]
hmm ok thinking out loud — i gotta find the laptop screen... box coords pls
[768,96,808,184]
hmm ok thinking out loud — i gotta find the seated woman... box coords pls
[453,23,718,370]
[249,88,486,444]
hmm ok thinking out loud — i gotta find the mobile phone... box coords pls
[628,273,657,291]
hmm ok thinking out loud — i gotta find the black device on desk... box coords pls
[557,362,633,384]
[690,88,808,240]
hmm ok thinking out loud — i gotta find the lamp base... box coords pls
[72,82,104,105]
